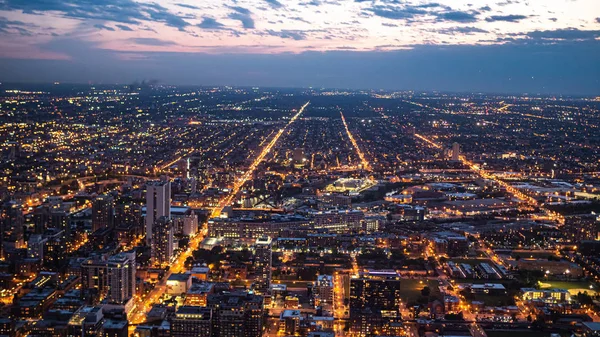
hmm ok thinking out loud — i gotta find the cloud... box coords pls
[94,24,115,31]
[175,3,201,10]
[229,6,252,15]
[0,16,36,35]
[266,30,306,40]
[128,38,176,46]
[485,14,529,22]
[116,24,134,31]
[366,4,478,23]
[299,0,321,6]
[596,17,600,24]
[0,0,190,30]
[439,26,488,35]
[198,17,226,30]
[526,28,600,41]
[367,5,427,20]
[435,11,479,23]
[228,7,255,29]
[264,0,284,9]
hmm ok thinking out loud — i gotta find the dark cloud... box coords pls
[128,38,176,46]
[299,0,321,6]
[439,26,488,34]
[229,6,252,15]
[479,6,492,11]
[435,11,479,23]
[197,17,226,30]
[227,6,255,29]
[367,5,427,20]
[264,0,284,9]
[175,3,200,10]
[266,30,306,40]
[485,14,529,22]
[94,24,115,31]
[526,28,600,41]
[366,4,478,23]
[0,16,36,35]
[596,17,600,24]
[115,24,133,31]
[0,0,190,30]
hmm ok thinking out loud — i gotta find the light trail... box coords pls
[211,101,310,217]
[340,111,371,171]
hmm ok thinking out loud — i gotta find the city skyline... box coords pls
[0,0,599,94]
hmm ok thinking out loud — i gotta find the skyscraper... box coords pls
[146,181,171,245]
[152,216,174,266]
[451,142,460,161]
[254,236,272,294]
[92,194,115,233]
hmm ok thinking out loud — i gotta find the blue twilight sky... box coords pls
[0,0,599,94]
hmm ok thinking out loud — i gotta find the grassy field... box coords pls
[538,280,599,296]
[399,279,441,303]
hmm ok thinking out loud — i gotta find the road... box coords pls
[130,102,311,331]
[212,101,310,218]
[340,111,371,171]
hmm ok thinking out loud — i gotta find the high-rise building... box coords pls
[314,275,334,307]
[81,251,136,305]
[170,306,212,337]
[182,211,199,236]
[451,142,460,161]
[207,291,263,337]
[254,236,272,294]
[146,181,171,245]
[106,251,137,304]
[350,270,401,336]
[92,194,115,233]
[1,200,25,257]
[350,270,401,311]
[152,216,174,266]
[27,234,47,260]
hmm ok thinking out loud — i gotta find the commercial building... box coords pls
[521,288,571,303]
[166,273,192,296]
[208,215,309,241]
[170,306,212,337]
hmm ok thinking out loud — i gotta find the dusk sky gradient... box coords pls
[0,0,599,94]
